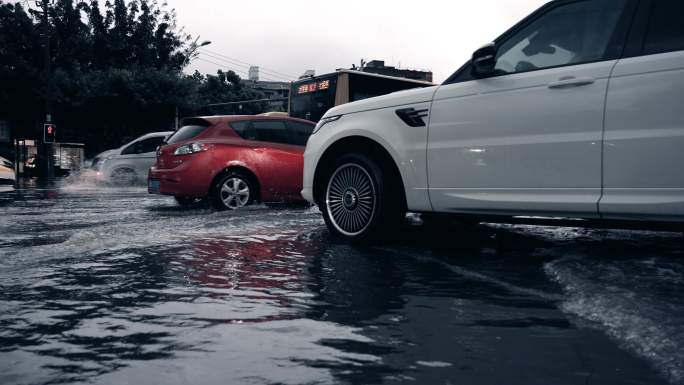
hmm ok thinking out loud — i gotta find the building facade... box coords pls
[240,66,290,112]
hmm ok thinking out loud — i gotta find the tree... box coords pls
[0,0,194,154]
[0,0,269,156]
[188,70,268,117]
[0,2,43,141]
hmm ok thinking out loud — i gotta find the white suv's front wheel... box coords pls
[320,153,403,241]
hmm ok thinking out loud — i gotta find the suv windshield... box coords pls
[166,124,209,144]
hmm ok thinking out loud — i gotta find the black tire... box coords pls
[211,171,256,211]
[175,196,203,208]
[110,168,137,186]
[318,153,404,242]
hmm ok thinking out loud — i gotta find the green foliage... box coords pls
[191,70,269,116]
[0,3,43,132]
[0,0,267,155]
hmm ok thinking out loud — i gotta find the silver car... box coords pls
[0,156,15,194]
[91,132,172,185]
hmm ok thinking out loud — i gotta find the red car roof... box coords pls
[189,115,315,126]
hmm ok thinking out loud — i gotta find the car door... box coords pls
[119,136,165,177]
[250,120,307,200]
[601,0,684,221]
[428,0,635,217]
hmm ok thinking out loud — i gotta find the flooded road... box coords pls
[1,181,683,385]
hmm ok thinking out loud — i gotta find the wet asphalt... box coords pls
[0,178,683,385]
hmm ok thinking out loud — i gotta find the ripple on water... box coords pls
[1,186,681,385]
[545,255,684,384]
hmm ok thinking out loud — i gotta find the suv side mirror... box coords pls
[471,43,498,77]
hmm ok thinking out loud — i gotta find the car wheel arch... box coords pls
[313,136,406,211]
[209,165,261,203]
[110,166,136,177]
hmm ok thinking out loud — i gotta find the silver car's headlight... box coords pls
[312,115,342,135]
[93,156,110,170]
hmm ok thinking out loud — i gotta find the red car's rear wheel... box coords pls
[212,171,255,210]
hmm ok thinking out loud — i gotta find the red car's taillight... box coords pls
[173,142,207,156]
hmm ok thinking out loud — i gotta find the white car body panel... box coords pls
[303,50,684,224]
[428,60,615,217]
[326,86,436,117]
[92,150,117,166]
[303,89,436,212]
[601,51,684,220]
[302,0,684,227]
[96,132,172,181]
[0,156,15,193]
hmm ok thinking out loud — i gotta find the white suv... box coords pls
[302,0,684,241]
[92,132,172,185]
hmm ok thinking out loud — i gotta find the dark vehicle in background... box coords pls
[149,115,315,210]
[289,70,434,122]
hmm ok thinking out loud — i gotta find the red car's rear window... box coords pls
[166,121,211,144]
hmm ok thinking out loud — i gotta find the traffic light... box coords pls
[44,123,56,143]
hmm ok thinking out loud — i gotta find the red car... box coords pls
[148,115,315,210]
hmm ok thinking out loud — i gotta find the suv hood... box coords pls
[325,85,438,117]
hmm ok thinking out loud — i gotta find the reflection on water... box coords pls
[0,184,682,384]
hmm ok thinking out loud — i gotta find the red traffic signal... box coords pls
[44,123,56,143]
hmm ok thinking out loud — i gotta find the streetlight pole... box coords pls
[176,37,211,130]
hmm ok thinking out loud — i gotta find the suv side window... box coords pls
[494,1,625,75]
[643,1,684,55]
[122,136,164,155]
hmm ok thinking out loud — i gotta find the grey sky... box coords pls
[166,0,549,83]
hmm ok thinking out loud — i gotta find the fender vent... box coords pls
[396,108,429,127]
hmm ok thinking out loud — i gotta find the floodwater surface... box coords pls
[0,180,683,385]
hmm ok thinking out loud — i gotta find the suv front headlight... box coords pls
[313,115,342,135]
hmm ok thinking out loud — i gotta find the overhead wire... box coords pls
[194,57,251,78]
[20,0,297,83]
[198,48,297,81]
[199,48,297,79]
[197,51,294,82]
[195,55,292,83]
[194,57,288,83]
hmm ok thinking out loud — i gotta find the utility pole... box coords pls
[40,0,54,180]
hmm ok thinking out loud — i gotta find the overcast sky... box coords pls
[165,0,548,83]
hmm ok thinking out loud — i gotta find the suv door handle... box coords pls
[547,76,595,89]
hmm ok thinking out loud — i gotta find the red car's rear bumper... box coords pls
[148,157,213,198]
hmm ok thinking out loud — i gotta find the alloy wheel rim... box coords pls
[326,163,376,236]
[220,177,250,209]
